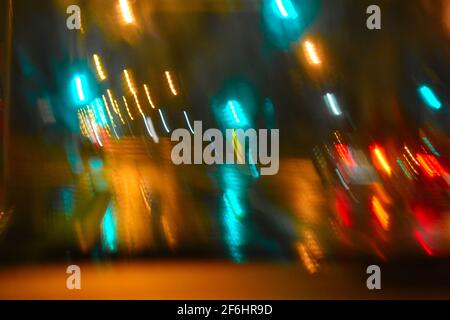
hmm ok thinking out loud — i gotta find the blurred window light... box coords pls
[275,0,298,19]
[102,204,118,253]
[73,75,86,103]
[158,109,171,133]
[422,136,440,157]
[119,0,134,24]
[371,196,390,231]
[144,84,156,109]
[418,85,442,110]
[124,69,136,94]
[371,145,392,176]
[304,40,321,65]
[228,100,241,124]
[122,96,134,121]
[183,111,195,134]
[165,71,178,96]
[323,93,342,116]
[93,54,106,80]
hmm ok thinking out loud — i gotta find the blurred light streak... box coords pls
[162,215,176,250]
[93,54,106,81]
[335,144,355,167]
[225,99,250,128]
[232,129,245,164]
[371,145,392,176]
[158,109,171,133]
[418,85,442,110]
[413,229,433,256]
[144,84,156,109]
[297,244,319,274]
[114,100,126,125]
[74,76,86,102]
[124,69,136,95]
[303,40,321,65]
[122,96,134,120]
[275,0,298,19]
[324,93,342,116]
[119,0,134,24]
[404,146,419,166]
[101,204,118,253]
[304,230,324,259]
[335,190,352,228]
[95,98,108,126]
[183,111,195,134]
[77,110,89,137]
[102,95,119,138]
[422,136,440,157]
[397,159,413,179]
[417,153,438,178]
[165,71,178,96]
[143,116,159,143]
[335,168,350,190]
[228,100,241,124]
[403,154,419,175]
[371,196,390,231]
[224,190,245,218]
[87,106,104,147]
[107,89,118,114]
[132,93,145,117]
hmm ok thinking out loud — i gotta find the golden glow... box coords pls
[102,95,116,128]
[107,89,118,114]
[93,54,106,80]
[404,145,419,166]
[133,93,144,117]
[165,71,178,96]
[371,196,390,231]
[416,154,437,177]
[144,84,156,109]
[303,40,321,65]
[124,69,136,95]
[122,96,134,121]
[77,110,89,137]
[119,0,134,24]
[297,243,319,274]
[373,146,392,176]
[114,100,126,124]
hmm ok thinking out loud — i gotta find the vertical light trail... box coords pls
[275,0,298,19]
[124,69,136,94]
[143,116,159,143]
[93,54,106,80]
[114,100,126,125]
[183,111,195,134]
[75,76,85,102]
[87,106,103,147]
[304,40,321,65]
[228,101,240,124]
[372,145,392,176]
[158,109,170,133]
[102,96,119,138]
[165,71,178,96]
[144,84,156,109]
[122,96,134,120]
[119,0,134,24]
[107,89,118,114]
[132,93,145,117]
[324,93,342,116]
